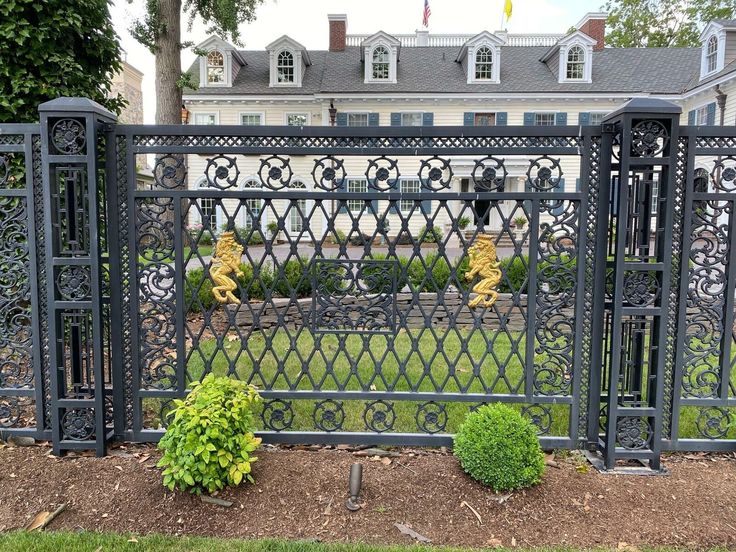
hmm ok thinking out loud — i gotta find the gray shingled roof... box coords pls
[186,45,708,96]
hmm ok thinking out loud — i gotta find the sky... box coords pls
[110,0,598,123]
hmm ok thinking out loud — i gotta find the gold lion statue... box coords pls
[210,231,244,304]
[466,234,502,309]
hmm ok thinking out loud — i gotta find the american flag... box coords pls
[422,0,431,27]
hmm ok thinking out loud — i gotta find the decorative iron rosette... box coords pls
[631,120,668,157]
[56,265,91,301]
[0,397,22,428]
[415,401,447,434]
[622,271,660,307]
[696,407,732,439]
[313,399,345,432]
[153,154,187,189]
[261,399,294,431]
[521,405,552,435]
[204,155,240,190]
[363,400,395,433]
[418,156,453,191]
[365,156,400,191]
[711,157,736,192]
[0,346,32,388]
[615,416,651,450]
[61,408,96,440]
[51,118,86,154]
[258,155,293,190]
[471,156,507,191]
[312,156,346,191]
[526,156,563,192]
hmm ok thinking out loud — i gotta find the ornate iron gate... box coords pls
[0,97,734,469]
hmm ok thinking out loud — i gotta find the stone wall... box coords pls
[232,292,574,331]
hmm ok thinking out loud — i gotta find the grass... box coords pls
[139,245,214,265]
[0,532,730,552]
[138,324,736,441]
[145,328,572,435]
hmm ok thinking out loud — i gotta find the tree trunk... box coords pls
[155,0,182,125]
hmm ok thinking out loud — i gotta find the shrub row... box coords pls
[184,253,577,313]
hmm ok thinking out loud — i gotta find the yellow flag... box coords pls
[504,0,512,20]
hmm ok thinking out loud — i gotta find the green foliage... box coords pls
[271,259,313,298]
[457,216,472,231]
[453,404,545,492]
[0,0,125,122]
[513,216,528,228]
[604,0,736,48]
[361,254,410,293]
[408,253,452,292]
[267,221,279,234]
[418,225,443,244]
[157,374,262,494]
[328,229,348,245]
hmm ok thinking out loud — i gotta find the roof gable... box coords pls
[195,36,246,65]
[540,30,597,63]
[456,31,506,63]
[266,35,311,65]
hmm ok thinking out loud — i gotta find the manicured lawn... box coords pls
[0,532,729,552]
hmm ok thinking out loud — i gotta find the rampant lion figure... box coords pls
[466,234,502,308]
[210,231,244,304]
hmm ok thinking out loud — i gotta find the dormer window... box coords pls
[456,32,503,84]
[206,51,225,84]
[706,35,718,74]
[372,46,390,80]
[277,50,295,83]
[267,36,310,87]
[361,31,400,84]
[566,45,585,79]
[474,47,493,80]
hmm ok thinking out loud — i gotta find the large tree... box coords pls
[0,0,124,123]
[604,0,736,48]
[130,0,263,125]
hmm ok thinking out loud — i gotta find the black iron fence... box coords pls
[0,97,734,471]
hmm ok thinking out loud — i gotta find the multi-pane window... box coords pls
[347,178,367,212]
[474,46,493,80]
[566,45,585,80]
[287,113,308,126]
[207,50,225,84]
[372,46,390,80]
[534,113,556,126]
[194,113,217,125]
[589,112,606,126]
[277,50,295,83]
[347,113,369,127]
[400,179,420,213]
[706,35,718,74]
[240,113,262,125]
[243,179,262,229]
[400,112,423,126]
[290,180,307,233]
[474,112,496,126]
[694,104,709,125]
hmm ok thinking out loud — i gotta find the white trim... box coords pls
[365,43,398,84]
[700,29,726,80]
[342,111,372,126]
[238,111,266,125]
[690,100,712,125]
[284,111,311,126]
[559,43,592,84]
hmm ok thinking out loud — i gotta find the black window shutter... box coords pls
[336,112,347,127]
[463,112,475,126]
[707,102,716,126]
[390,113,401,126]
[496,112,508,126]
[368,113,380,126]
[423,112,434,126]
[578,112,590,125]
[523,112,534,126]
[687,110,696,125]
[555,112,567,125]
[551,178,565,216]
[337,178,348,213]
[420,179,431,215]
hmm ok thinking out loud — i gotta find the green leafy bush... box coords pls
[157,374,262,494]
[183,267,216,313]
[408,253,452,292]
[418,225,443,244]
[453,404,545,492]
[272,258,313,298]
[361,254,410,293]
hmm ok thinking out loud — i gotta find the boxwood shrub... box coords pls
[454,403,545,492]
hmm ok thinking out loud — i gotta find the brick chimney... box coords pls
[328,14,347,52]
[577,12,607,51]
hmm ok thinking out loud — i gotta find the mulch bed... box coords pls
[1,444,735,549]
